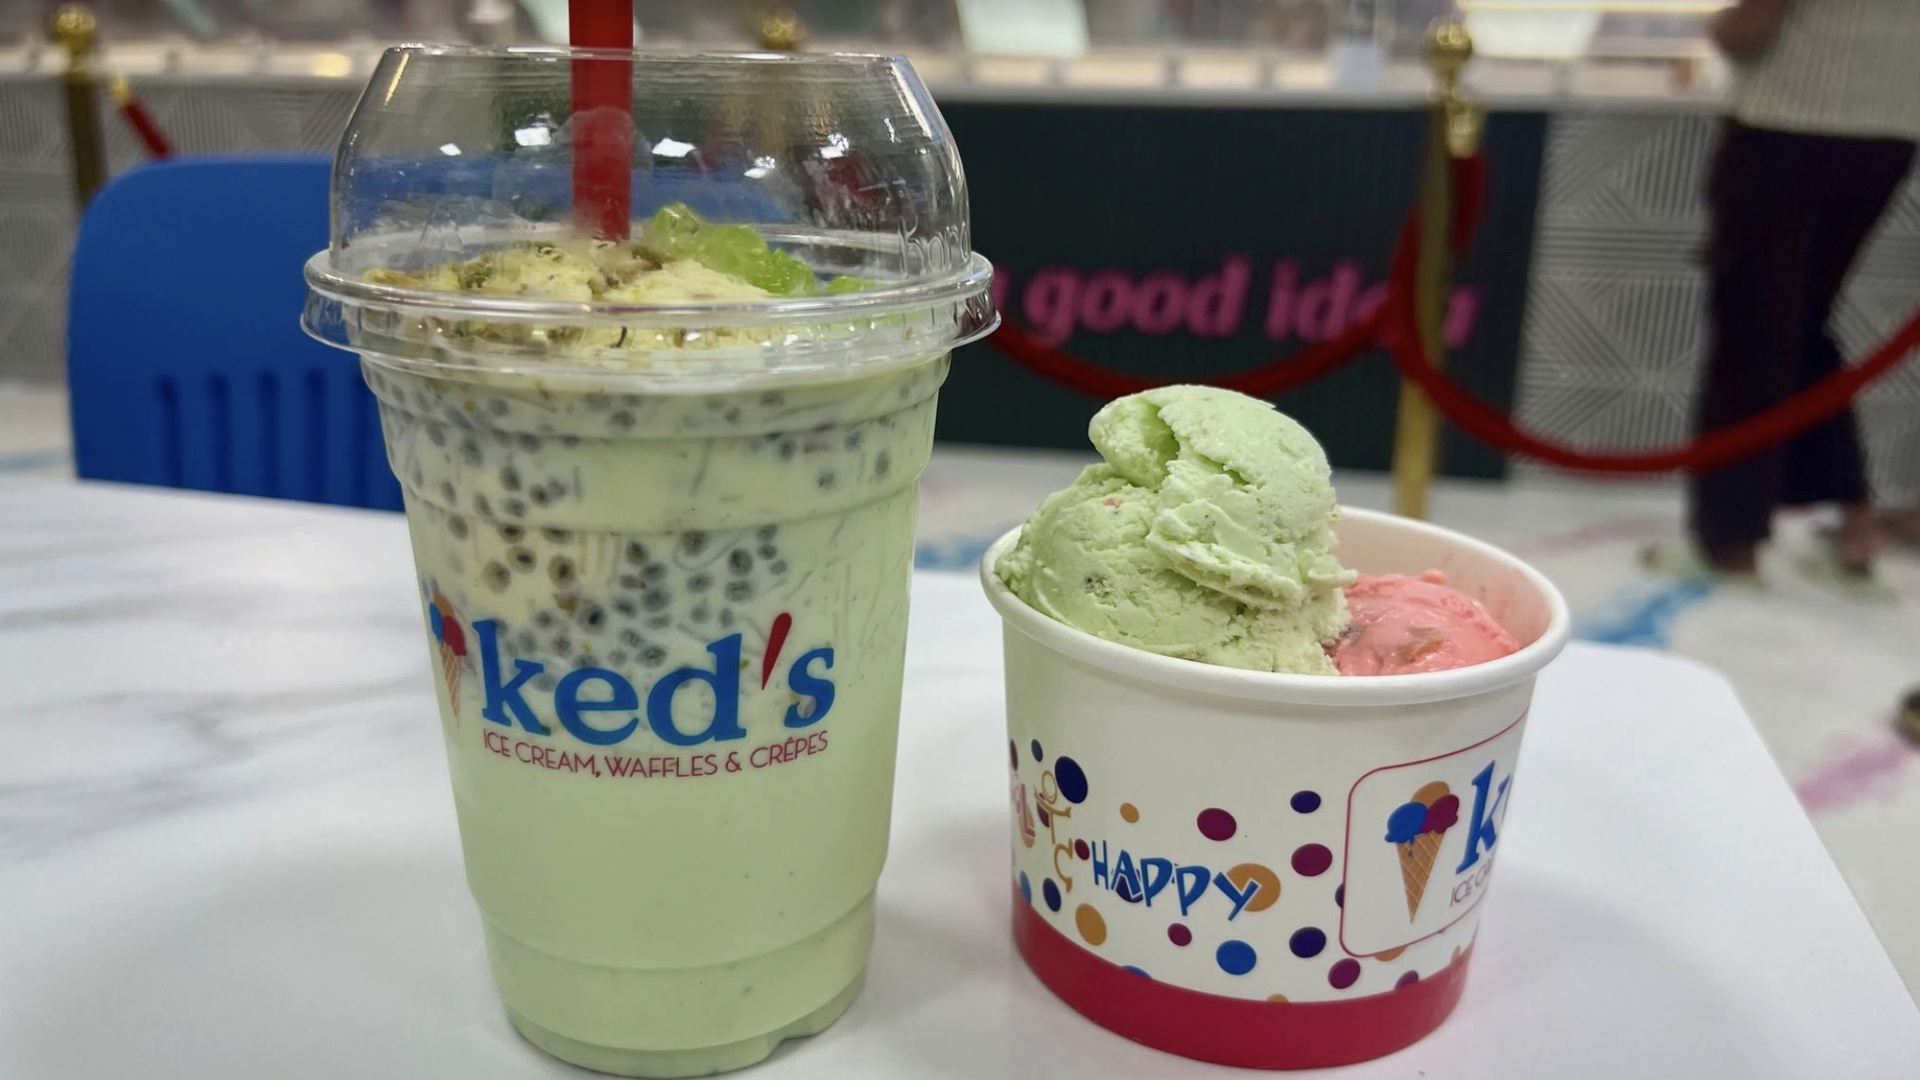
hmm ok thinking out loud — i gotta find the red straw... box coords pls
[570,0,634,239]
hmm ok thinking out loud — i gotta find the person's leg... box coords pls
[1778,136,1917,570]
[1886,504,1920,548]
[1689,123,1819,573]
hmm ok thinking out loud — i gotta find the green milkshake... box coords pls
[303,49,995,1077]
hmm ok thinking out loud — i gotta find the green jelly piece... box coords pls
[639,203,817,295]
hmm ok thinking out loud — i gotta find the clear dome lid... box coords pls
[302,47,996,386]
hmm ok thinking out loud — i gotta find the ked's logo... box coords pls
[430,602,835,747]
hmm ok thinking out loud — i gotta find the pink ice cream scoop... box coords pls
[1328,570,1520,676]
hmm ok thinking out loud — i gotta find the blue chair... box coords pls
[68,156,801,511]
[68,156,404,510]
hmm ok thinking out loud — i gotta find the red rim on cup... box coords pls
[979,508,1571,1069]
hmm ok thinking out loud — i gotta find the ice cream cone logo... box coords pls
[426,593,469,714]
[1384,781,1462,921]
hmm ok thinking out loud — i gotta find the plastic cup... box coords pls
[302,48,994,1077]
[979,508,1570,1069]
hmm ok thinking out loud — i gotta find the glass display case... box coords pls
[5,2,1724,90]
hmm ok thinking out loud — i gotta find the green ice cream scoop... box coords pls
[997,386,1354,674]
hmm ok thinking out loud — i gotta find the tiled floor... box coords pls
[8,389,1918,1001]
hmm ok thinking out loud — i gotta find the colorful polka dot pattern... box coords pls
[1075,905,1108,946]
[1008,742,1459,1003]
[1216,940,1258,976]
[1196,807,1237,841]
[1291,843,1333,877]
[1054,757,1089,804]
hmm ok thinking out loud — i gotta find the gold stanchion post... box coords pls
[1390,21,1482,520]
[52,3,106,210]
[745,8,807,165]
[754,7,806,51]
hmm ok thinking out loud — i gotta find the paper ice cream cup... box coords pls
[978,507,1570,1070]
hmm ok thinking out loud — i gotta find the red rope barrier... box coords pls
[1381,196,1920,475]
[991,144,1920,477]
[992,307,1386,399]
[988,157,1488,399]
[118,98,171,158]
[109,76,172,158]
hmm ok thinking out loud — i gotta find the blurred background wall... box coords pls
[4,0,1918,496]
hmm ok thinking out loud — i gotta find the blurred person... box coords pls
[1165,0,1254,41]
[1085,0,1169,42]
[1686,0,1920,579]
[874,0,959,44]
[1377,0,1451,57]
[1280,0,1331,50]
[1252,0,1331,50]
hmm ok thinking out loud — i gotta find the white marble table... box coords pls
[3,477,1917,1079]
